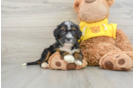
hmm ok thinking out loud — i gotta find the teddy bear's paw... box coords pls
[99,53,133,71]
[75,60,82,66]
[64,55,75,63]
[41,62,49,69]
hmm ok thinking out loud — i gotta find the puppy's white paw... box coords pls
[75,60,82,66]
[41,62,49,69]
[64,55,75,63]
[22,63,27,66]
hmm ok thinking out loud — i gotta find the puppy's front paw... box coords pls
[64,55,75,63]
[75,60,82,66]
[41,62,49,69]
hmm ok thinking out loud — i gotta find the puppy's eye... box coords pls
[71,31,76,36]
[61,31,66,35]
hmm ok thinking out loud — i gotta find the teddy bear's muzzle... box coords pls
[85,0,95,3]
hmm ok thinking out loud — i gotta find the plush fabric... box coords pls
[47,52,87,70]
[99,52,133,71]
[79,18,117,41]
[73,0,133,71]
[74,0,109,23]
[107,0,115,7]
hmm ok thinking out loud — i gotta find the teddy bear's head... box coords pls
[73,0,114,23]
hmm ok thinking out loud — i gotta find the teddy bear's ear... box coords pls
[73,0,83,13]
[106,0,115,7]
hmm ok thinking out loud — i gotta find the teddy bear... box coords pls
[73,0,133,70]
[43,52,87,70]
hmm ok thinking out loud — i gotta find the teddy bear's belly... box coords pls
[80,37,121,66]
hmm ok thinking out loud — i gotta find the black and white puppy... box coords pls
[22,21,83,68]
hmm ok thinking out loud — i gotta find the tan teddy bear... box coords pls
[73,0,133,70]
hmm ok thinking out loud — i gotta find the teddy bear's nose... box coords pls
[85,0,95,3]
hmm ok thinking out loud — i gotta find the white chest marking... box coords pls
[59,43,80,54]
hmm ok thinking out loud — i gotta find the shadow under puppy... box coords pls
[22,21,83,68]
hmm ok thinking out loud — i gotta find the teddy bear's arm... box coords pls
[115,29,133,52]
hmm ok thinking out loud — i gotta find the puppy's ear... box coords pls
[53,25,60,40]
[75,25,82,39]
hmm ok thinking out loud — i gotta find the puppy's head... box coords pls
[54,21,82,45]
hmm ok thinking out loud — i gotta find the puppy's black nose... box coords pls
[66,38,71,41]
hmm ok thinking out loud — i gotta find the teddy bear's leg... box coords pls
[99,29,133,71]
[99,52,133,71]
[80,38,117,66]
[115,29,133,52]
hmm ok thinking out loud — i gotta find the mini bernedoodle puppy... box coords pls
[22,21,83,68]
